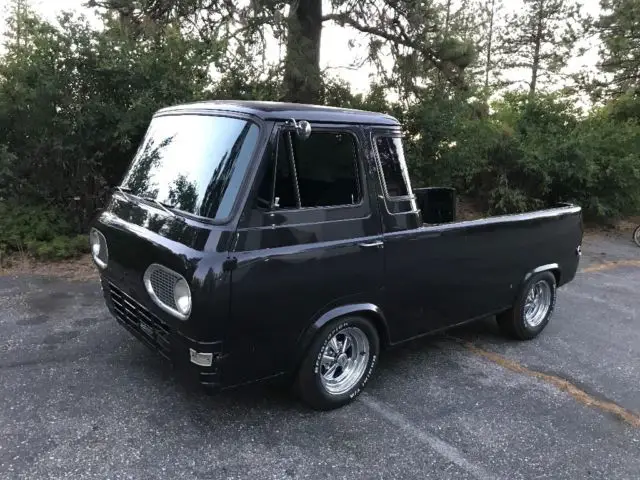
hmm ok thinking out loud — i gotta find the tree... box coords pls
[595,0,640,97]
[432,0,505,92]
[2,0,34,49]
[0,6,216,229]
[495,0,582,98]
[484,0,497,89]
[89,0,477,104]
[282,0,322,103]
[478,0,506,91]
[322,1,475,100]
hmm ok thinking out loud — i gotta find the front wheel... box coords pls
[294,316,380,411]
[633,225,640,247]
[497,271,557,340]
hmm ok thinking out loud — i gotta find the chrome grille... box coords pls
[108,282,171,358]
[148,266,179,310]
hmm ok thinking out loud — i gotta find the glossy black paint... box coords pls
[92,101,583,390]
[157,100,400,127]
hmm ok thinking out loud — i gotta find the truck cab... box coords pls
[91,100,583,410]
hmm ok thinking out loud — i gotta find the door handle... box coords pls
[359,240,383,249]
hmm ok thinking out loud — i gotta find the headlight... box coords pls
[90,230,100,256]
[89,228,108,268]
[173,278,192,316]
[143,264,191,320]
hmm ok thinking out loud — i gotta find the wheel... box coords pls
[294,316,380,411]
[633,225,640,247]
[497,271,557,340]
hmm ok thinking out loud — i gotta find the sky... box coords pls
[2,0,604,95]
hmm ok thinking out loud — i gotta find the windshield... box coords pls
[121,114,260,221]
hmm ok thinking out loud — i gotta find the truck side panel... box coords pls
[381,206,583,343]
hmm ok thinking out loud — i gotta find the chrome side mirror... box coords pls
[288,118,312,140]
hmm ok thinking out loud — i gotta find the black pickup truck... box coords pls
[90,100,583,410]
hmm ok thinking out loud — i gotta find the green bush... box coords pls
[27,235,89,261]
[1,4,639,232]
[0,12,217,234]
[0,203,88,261]
[408,91,640,220]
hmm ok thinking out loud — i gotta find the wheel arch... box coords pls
[524,263,561,286]
[291,303,390,374]
[508,263,560,306]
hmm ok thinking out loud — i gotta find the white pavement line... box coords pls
[361,394,497,480]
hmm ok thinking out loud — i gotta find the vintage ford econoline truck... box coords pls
[90,100,583,410]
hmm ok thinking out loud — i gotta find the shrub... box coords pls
[408,91,640,220]
[27,235,89,261]
[0,203,88,261]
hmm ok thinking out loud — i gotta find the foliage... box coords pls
[0,203,89,260]
[495,0,583,97]
[565,104,640,217]
[1,0,640,265]
[407,90,640,219]
[0,6,217,234]
[92,0,479,102]
[595,0,640,97]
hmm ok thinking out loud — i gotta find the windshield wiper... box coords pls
[114,186,177,218]
[114,185,134,202]
[138,195,177,217]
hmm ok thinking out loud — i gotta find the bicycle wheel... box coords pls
[634,225,640,247]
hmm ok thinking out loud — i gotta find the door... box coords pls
[225,124,384,384]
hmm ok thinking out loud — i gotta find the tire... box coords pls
[497,271,557,340]
[633,225,640,247]
[294,316,380,411]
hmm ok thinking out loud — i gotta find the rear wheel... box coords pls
[497,271,557,340]
[633,225,640,247]
[294,316,379,411]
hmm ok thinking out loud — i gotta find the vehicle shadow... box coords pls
[126,345,308,416]
[126,316,512,418]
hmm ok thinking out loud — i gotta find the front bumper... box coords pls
[100,276,223,388]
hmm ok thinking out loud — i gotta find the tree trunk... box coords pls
[529,0,544,98]
[485,0,496,90]
[282,0,323,104]
[444,0,452,35]
[436,0,453,87]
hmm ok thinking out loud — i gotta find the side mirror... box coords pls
[287,118,312,140]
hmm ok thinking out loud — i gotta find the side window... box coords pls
[254,129,362,210]
[254,132,297,209]
[375,136,412,198]
[273,133,298,208]
[291,132,361,208]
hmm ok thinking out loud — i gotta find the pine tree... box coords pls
[495,0,582,97]
[483,0,502,90]
[596,0,640,96]
[3,0,34,50]
[91,0,478,103]
[448,0,505,91]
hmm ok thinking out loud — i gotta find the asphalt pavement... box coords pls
[1,232,639,480]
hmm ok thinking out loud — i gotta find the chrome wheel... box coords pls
[319,327,370,396]
[634,226,640,247]
[524,280,552,328]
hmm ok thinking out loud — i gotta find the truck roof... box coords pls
[156,100,400,126]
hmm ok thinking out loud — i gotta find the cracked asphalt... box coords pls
[1,232,639,479]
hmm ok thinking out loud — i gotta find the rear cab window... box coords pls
[373,133,417,213]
